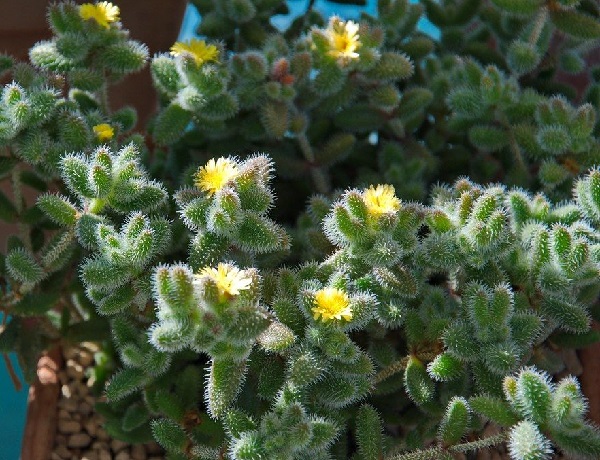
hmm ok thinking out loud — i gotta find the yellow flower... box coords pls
[325,18,361,61]
[363,184,401,215]
[312,287,352,322]
[199,263,252,299]
[79,2,120,29]
[195,158,238,196]
[93,123,114,141]
[170,39,219,66]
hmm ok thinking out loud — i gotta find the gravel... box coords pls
[51,343,164,460]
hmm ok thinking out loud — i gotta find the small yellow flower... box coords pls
[79,2,120,29]
[170,39,219,66]
[195,158,238,196]
[93,123,114,141]
[199,263,252,299]
[363,184,401,215]
[312,287,353,322]
[325,18,361,61]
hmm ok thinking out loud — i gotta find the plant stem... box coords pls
[528,8,548,46]
[373,356,408,384]
[2,353,22,391]
[297,131,330,194]
[385,432,507,460]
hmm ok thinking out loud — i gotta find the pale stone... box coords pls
[79,349,94,367]
[61,384,72,399]
[66,358,85,380]
[81,451,99,460]
[111,438,129,453]
[81,341,100,353]
[58,419,81,434]
[68,433,92,449]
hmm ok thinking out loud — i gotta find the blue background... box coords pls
[1,2,437,459]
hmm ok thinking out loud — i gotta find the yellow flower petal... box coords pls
[93,123,114,141]
[199,263,252,299]
[170,39,219,66]
[312,287,353,322]
[194,158,238,196]
[363,184,401,215]
[325,18,361,61]
[79,2,120,29]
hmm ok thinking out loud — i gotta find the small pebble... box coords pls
[131,444,147,460]
[79,349,94,367]
[79,401,93,416]
[145,443,163,455]
[81,452,99,460]
[98,450,112,460]
[68,433,92,449]
[61,384,72,399]
[111,438,129,453]
[54,444,71,459]
[96,427,110,441]
[58,420,81,434]
[84,418,98,436]
[55,434,67,446]
[115,451,132,460]
[66,358,85,380]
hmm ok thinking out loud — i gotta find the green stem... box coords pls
[385,432,507,460]
[528,7,548,46]
[297,131,330,194]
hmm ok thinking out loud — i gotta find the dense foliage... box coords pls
[1,0,600,458]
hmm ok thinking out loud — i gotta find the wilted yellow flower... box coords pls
[312,287,353,322]
[79,2,120,29]
[325,18,361,61]
[199,263,252,299]
[93,123,114,141]
[195,158,238,196]
[170,39,219,66]
[363,184,401,215]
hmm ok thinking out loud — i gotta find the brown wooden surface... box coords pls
[21,347,63,460]
[579,320,600,424]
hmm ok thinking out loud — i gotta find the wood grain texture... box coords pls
[21,347,63,460]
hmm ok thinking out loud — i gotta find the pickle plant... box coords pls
[1,1,600,459]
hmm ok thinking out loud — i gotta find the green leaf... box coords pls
[6,248,44,284]
[469,395,520,426]
[37,194,78,226]
[0,190,17,222]
[550,10,600,40]
[439,397,470,445]
[356,405,383,460]
[206,357,247,419]
[105,367,147,401]
[151,418,188,453]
